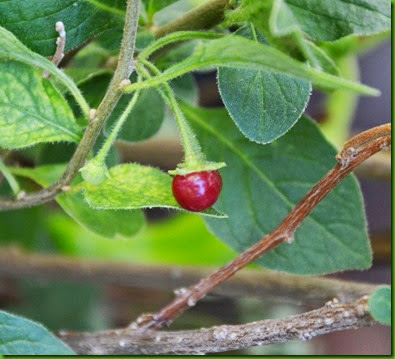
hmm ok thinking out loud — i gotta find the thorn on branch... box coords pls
[43,21,66,79]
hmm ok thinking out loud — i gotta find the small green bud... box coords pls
[80,159,108,185]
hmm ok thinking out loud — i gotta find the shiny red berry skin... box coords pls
[172,170,222,212]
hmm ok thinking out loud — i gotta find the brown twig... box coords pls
[0,247,378,307]
[59,296,375,355]
[130,124,391,331]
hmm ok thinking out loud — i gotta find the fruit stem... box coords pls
[137,59,205,170]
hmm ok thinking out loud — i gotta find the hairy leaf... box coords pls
[218,26,311,143]
[0,0,121,56]
[83,163,226,218]
[11,165,145,239]
[0,310,74,354]
[271,0,391,41]
[182,103,371,275]
[127,35,379,95]
[0,62,81,149]
[0,26,89,115]
[368,287,391,325]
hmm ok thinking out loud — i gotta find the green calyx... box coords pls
[169,160,226,176]
[135,59,226,176]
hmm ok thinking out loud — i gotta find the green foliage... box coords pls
[271,0,391,41]
[0,25,89,115]
[127,35,379,95]
[368,287,391,326]
[0,0,387,341]
[10,281,108,332]
[0,310,75,354]
[182,103,371,275]
[0,0,121,56]
[218,26,311,143]
[78,72,165,143]
[0,207,48,250]
[48,213,237,266]
[11,165,145,239]
[0,62,81,149]
[83,163,225,218]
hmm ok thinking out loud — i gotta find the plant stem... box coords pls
[319,55,360,149]
[153,0,230,38]
[0,0,140,211]
[60,296,375,355]
[137,60,205,169]
[138,31,224,61]
[94,81,142,165]
[0,0,230,211]
[130,124,391,330]
[0,158,20,196]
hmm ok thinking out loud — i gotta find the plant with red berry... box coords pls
[0,0,391,355]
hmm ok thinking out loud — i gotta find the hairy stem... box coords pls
[130,124,391,330]
[137,60,205,168]
[0,0,140,211]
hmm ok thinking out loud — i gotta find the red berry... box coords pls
[172,170,222,212]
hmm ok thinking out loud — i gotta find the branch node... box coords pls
[119,79,131,90]
[16,191,26,200]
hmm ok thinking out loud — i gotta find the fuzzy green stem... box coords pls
[137,60,204,168]
[139,31,224,60]
[320,55,359,149]
[0,158,20,196]
[96,85,142,164]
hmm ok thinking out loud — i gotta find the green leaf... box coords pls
[0,310,74,355]
[218,26,311,143]
[0,25,90,116]
[48,213,237,266]
[0,0,121,56]
[11,165,145,239]
[86,0,126,16]
[0,62,81,149]
[303,41,340,76]
[127,35,379,96]
[368,287,391,325]
[271,0,391,42]
[78,72,165,143]
[83,163,226,218]
[181,102,371,275]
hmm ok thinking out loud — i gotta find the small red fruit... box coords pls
[172,170,222,212]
